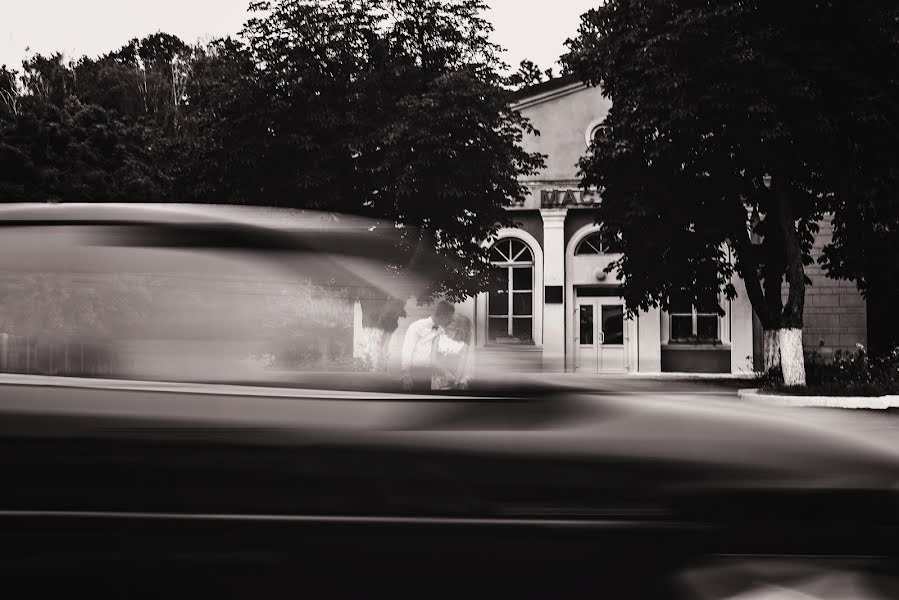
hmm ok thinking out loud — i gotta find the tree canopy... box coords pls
[0,0,545,305]
[183,0,544,300]
[0,41,188,202]
[563,0,899,378]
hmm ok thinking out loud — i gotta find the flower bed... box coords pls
[758,345,899,396]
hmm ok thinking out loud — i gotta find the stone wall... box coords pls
[802,219,867,357]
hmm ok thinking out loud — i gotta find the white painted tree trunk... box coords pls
[356,326,392,372]
[763,329,781,372]
[778,328,806,386]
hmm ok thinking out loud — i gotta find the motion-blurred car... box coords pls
[0,204,896,599]
[0,203,454,388]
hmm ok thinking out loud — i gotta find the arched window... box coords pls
[488,238,534,344]
[574,231,604,255]
[586,123,607,148]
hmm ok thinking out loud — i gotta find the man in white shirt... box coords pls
[401,301,455,391]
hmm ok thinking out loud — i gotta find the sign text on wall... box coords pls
[539,189,599,208]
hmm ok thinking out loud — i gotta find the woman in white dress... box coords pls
[430,315,472,391]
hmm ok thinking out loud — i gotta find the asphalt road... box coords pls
[0,374,895,452]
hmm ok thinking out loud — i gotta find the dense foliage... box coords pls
[563,0,899,378]
[0,1,545,305]
[759,345,899,397]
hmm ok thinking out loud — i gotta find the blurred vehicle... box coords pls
[0,203,451,388]
[0,204,896,599]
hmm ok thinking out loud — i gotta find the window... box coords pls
[488,238,534,344]
[669,293,721,343]
[575,230,622,255]
[586,123,607,148]
[575,232,604,255]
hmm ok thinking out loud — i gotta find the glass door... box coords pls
[575,298,627,373]
[575,300,598,373]
[598,300,626,372]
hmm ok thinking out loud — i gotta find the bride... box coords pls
[430,315,472,391]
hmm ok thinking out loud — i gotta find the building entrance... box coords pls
[575,297,627,373]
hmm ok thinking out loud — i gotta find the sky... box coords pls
[0,0,598,75]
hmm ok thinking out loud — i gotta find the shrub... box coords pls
[758,344,899,396]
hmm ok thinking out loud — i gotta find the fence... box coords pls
[0,333,117,377]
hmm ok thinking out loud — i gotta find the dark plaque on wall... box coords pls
[545,286,564,304]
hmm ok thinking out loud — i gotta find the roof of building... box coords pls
[510,74,582,103]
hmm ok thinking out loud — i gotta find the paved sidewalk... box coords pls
[738,387,899,410]
[525,372,749,396]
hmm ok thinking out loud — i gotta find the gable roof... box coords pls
[510,74,592,111]
[510,74,581,102]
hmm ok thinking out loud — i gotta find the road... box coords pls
[0,373,895,451]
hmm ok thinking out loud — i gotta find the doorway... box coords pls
[575,298,627,373]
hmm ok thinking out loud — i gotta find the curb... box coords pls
[738,388,899,410]
[0,373,469,401]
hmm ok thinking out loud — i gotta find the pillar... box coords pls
[352,301,363,358]
[637,307,662,372]
[730,276,755,374]
[540,208,567,372]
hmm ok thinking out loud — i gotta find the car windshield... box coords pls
[0,223,415,389]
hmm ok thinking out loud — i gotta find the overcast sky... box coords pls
[1,0,597,74]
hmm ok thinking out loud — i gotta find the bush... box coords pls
[758,344,899,396]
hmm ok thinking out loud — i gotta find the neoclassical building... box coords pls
[365,77,868,376]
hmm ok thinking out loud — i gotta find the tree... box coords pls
[564,0,899,385]
[0,4,544,372]
[816,7,899,356]
[0,272,154,374]
[0,96,168,202]
[506,59,554,90]
[0,39,184,203]
[181,0,545,368]
[0,66,21,116]
[79,32,193,131]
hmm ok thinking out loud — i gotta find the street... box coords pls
[0,373,896,452]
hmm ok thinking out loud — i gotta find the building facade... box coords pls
[367,78,868,376]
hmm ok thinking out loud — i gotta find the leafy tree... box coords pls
[564,0,899,384]
[0,273,153,374]
[506,59,554,90]
[0,4,544,371]
[0,33,192,204]
[19,52,74,107]
[0,96,168,202]
[182,0,545,368]
[0,66,21,116]
[74,33,193,131]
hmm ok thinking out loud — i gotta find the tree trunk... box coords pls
[727,202,779,374]
[357,297,408,373]
[64,341,69,374]
[356,327,392,371]
[80,343,85,374]
[763,329,780,372]
[772,172,807,386]
[25,338,30,373]
[779,328,806,386]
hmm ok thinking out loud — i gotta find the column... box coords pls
[352,301,363,358]
[540,208,567,372]
[637,307,662,372]
[730,276,755,374]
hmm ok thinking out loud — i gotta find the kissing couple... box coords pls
[400,301,472,392]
